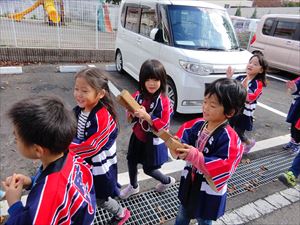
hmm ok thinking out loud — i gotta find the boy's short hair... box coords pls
[205,78,247,116]
[7,95,77,154]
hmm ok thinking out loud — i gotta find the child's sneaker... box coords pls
[155,176,176,193]
[290,143,300,153]
[119,184,139,199]
[109,208,131,225]
[244,139,256,154]
[278,171,296,187]
[283,141,294,150]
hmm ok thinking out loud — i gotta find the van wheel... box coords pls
[167,79,177,113]
[115,50,124,73]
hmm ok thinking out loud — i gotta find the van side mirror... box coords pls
[150,28,164,43]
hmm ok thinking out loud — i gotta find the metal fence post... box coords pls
[11,17,18,47]
[96,6,99,49]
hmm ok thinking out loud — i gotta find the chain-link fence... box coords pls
[0,0,118,50]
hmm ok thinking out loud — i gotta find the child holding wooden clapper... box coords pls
[174,78,247,225]
[119,59,175,199]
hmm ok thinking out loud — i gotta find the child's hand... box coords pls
[176,144,192,160]
[173,135,181,143]
[4,174,32,189]
[286,80,296,93]
[2,174,23,207]
[226,66,234,78]
[126,110,134,118]
[134,106,152,124]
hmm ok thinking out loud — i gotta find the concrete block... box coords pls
[234,203,262,221]
[252,199,277,215]
[0,67,22,74]
[219,211,244,225]
[105,64,116,72]
[280,188,300,203]
[58,65,95,73]
[213,219,226,225]
[264,192,291,209]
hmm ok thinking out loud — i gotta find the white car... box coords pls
[115,0,252,114]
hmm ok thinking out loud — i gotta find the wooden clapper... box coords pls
[116,89,218,192]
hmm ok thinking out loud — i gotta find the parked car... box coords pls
[115,0,252,114]
[248,14,300,76]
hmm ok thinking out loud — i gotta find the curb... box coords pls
[214,185,300,225]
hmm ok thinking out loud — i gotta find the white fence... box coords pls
[0,0,118,50]
[1,2,299,61]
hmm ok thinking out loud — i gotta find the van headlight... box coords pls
[179,60,213,75]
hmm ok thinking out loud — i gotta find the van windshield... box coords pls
[168,5,239,50]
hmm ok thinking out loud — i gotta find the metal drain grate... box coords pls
[93,150,297,225]
[227,150,296,197]
[93,184,180,225]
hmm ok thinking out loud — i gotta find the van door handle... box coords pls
[286,40,292,45]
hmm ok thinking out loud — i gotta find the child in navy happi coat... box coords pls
[3,96,96,225]
[120,59,174,199]
[69,68,130,225]
[174,78,247,225]
[227,53,268,153]
[278,77,300,187]
[282,77,300,152]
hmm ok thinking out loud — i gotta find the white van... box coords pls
[115,0,252,114]
[248,14,300,76]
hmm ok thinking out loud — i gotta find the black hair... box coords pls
[139,59,167,97]
[75,67,118,125]
[7,95,77,154]
[250,53,268,87]
[205,78,247,117]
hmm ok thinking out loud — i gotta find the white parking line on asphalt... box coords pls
[266,74,288,83]
[257,102,287,118]
[251,134,290,153]
[108,81,120,96]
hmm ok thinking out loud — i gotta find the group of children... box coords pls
[1,54,298,225]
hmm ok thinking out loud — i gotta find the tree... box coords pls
[235,6,242,17]
[251,8,257,19]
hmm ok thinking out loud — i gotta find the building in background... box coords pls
[253,0,282,7]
